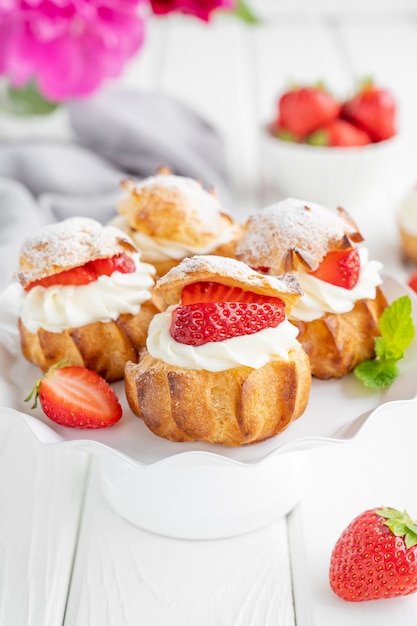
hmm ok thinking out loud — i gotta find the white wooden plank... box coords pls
[64,458,296,626]
[0,413,88,626]
[148,15,262,218]
[289,400,417,626]
[334,21,417,277]
[341,20,417,194]
[252,18,354,210]
[121,18,172,91]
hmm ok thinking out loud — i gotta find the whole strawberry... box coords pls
[277,85,341,140]
[25,363,123,428]
[341,79,397,142]
[309,119,372,147]
[330,507,417,602]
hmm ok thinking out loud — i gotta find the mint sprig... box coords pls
[354,295,415,389]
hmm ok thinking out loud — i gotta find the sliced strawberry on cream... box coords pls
[24,253,136,291]
[180,281,284,305]
[310,248,360,289]
[145,256,303,372]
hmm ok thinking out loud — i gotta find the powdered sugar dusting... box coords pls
[236,198,362,271]
[118,173,237,244]
[157,254,302,303]
[18,217,137,286]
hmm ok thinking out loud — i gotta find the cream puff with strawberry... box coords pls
[124,255,311,446]
[17,217,163,382]
[236,198,388,379]
[111,168,242,277]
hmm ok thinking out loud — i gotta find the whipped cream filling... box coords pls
[146,306,301,372]
[398,188,417,235]
[110,216,236,262]
[290,247,383,322]
[20,254,155,333]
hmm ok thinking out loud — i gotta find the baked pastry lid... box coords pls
[17,217,137,287]
[155,254,303,308]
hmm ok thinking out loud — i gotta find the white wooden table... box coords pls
[2,2,417,624]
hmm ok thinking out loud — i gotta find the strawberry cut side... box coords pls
[310,248,360,289]
[174,281,286,346]
[25,364,123,429]
[171,301,286,346]
[25,253,136,291]
[90,253,136,277]
[180,281,283,305]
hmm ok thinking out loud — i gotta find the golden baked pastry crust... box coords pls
[399,228,417,264]
[118,175,238,247]
[137,236,243,280]
[19,299,161,382]
[236,200,364,273]
[291,286,388,379]
[125,345,311,446]
[115,172,243,275]
[155,254,303,310]
[17,217,137,288]
[17,216,164,381]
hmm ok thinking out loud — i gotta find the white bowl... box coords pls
[261,126,401,212]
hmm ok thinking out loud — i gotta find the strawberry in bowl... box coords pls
[263,78,400,210]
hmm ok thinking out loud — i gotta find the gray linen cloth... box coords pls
[0,89,229,289]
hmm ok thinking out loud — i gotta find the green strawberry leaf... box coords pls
[308,129,329,146]
[376,508,417,549]
[276,128,298,143]
[354,295,415,389]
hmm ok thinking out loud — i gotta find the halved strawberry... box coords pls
[90,253,136,277]
[180,281,283,305]
[25,265,98,290]
[310,248,360,289]
[25,364,123,429]
[25,253,135,291]
[172,281,286,346]
[408,270,417,294]
[171,302,286,346]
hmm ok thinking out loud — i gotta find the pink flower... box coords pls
[150,0,235,22]
[0,0,146,101]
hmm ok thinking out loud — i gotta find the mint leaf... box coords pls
[354,295,415,389]
[354,359,399,389]
[378,295,415,354]
[374,335,404,362]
